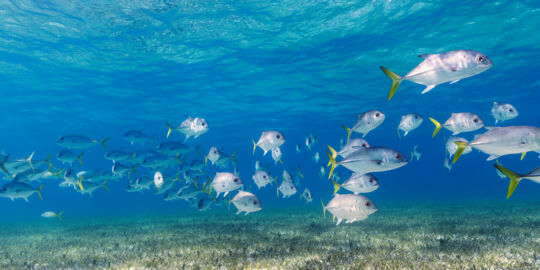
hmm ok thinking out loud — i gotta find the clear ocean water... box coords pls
[0,1,539,269]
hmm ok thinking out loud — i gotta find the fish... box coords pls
[491,102,518,124]
[343,110,385,140]
[156,176,181,195]
[111,163,137,177]
[211,172,243,198]
[0,182,43,202]
[176,185,204,200]
[157,141,193,156]
[429,113,484,137]
[305,134,318,151]
[446,136,472,159]
[205,147,237,168]
[104,150,133,163]
[338,138,370,157]
[76,170,106,183]
[183,171,198,184]
[56,150,84,166]
[282,170,292,183]
[60,169,84,191]
[330,173,379,195]
[453,126,540,163]
[398,114,423,138]
[78,180,108,196]
[141,154,178,170]
[166,116,209,140]
[122,130,152,145]
[126,175,153,193]
[319,166,326,178]
[411,145,422,161]
[132,149,159,164]
[271,147,283,164]
[277,179,297,198]
[380,50,493,100]
[301,188,312,203]
[327,145,408,179]
[444,157,452,171]
[255,161,269,171]
[197,197,213,211]
[231,191,262,215]
[252,131,285,155]
[56,135,109,150]
[154,171,164,191]
[321,194,377,225]
[190,159,205,171]
[41,211,63,220]
[313,152,320,163]
[252,170,275,189]
[2,152,35,176]
[13,168,61,183]
[494,164,540,198]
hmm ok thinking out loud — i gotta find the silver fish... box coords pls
[252,131,285,155]
[338,138,370,157]
[57,150,84,166]
[56,135,109,150]
[211,172,243,198]
[122,130,152,145]
[41,211,63,220]
[327,146,408,179]
[322,194,377,225]
[398,114,423,138]
[271,147,283,164]
[0,182,43,202]
[252,170,274,189]
[381,50,492,100]
[166,116,208,140]
[430,113,484,137]
[331,173,379,195]
[343,110,385,140]
[231,191,262,215]
[491,102,518,124]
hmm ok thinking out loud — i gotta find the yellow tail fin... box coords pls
[27,151,35,170]
[494,164,522,199]
[342,125,352,142]
[100,138,109,150]
[57,211,64,221]
[453,142,468,163]
[102,180,109,192]
[166,122,173,138]
[252,138,257,155]
[37,184,44,200]
[330,178,340,195]
[428,117,442,138]
[78,152,84,165]
[380,66,402,101]
[326,145,338,180]
[0,154,9,175]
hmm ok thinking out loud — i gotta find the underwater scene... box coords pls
[0,0,539,269]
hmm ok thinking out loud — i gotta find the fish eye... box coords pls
[375,113,380,117]
[233,178,239,183]
[365,202,371,207]
[276,134,281,139]
[395,153,402,159]
[508,109,514,112]
[473,118,479,123]
[369,179,373,183]
[362,144,367,147]
[253,201,258,205]
[262,175,267,178]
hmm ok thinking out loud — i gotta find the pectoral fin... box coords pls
[449,79,460,84]
[421,85,436,94]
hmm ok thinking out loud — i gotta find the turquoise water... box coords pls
[0,0,539,268]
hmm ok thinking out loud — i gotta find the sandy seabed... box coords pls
[0,202,538,270]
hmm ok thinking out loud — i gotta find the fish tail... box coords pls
[453,142,468,164]
[166,122,173,139]
[330,178,340,195]
[37,184,44,200]
[380,66,403,101]
[102,180,109,192]
[131,164,138,174]
[297,166,304,179]
[150,133,156,145]
[78,176,84,192]
[320,199,326,219]
[44,154,53,169]
[100,137,110,150]
[57,211,64,221]
[27,151,35,170]
[279,159,283,165]
[204,155,208,166]
[78,152,84,165]
[494,164,523,199]
[252,138,257,155]
[342,125,352,142]
[428,117,442,138]
[0,154,9,175]
[326,145,338,180]
[231,151,238,164]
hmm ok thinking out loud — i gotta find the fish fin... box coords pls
[131,164,138,174]
[320,199,326,219]
[453,142,469,163]
[486,155,499,161]
[428,117,442,138]
[421,85,436,94]
[223,191,229,198]
[57,211,64,221]
[102,180,109,192]
[336,218,343,226]
[78,152,84,165]
[231,151,238,164]
[27,151,35,170]
[418,54,432,58]
[379,66,402,101]
[342,125,352,142]
[37,184,44,200]
[0,155,9,175]
[495,119,499,125]
[396,124,402,139]
[326,145,338,180]
[100,138,110,150]
[166,122,173,139]
[204,155,208,166]
[361,130,369,138]
[252,138,257,155]
[449,79,460,84]
[24,197,29,203]
[236,211,241,215]
[330,178,340,195]
[43,154,53,169]
[279,159,283,165]
[263,150,268,156]
[78,176,84,191]
[494,164,522,199]
[484,126,496,131]
[452,131,460,135]
[521,152,526,160]
[404,131,409,137]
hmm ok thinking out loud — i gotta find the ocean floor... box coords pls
[0,202,538,269]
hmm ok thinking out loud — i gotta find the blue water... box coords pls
[0,0,539,224]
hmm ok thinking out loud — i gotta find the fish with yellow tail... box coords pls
[380,50,492,100]
[494,164,540,198]
[428,113,484,138]
[252,131,285,155]
[342,110,385,141]
[41,211,64,220]
[166,116,208,140]
[453,126,540,163]
[321,194,377,225]
[326,145,407,180]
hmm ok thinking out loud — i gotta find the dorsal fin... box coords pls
[418,54,432,59]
